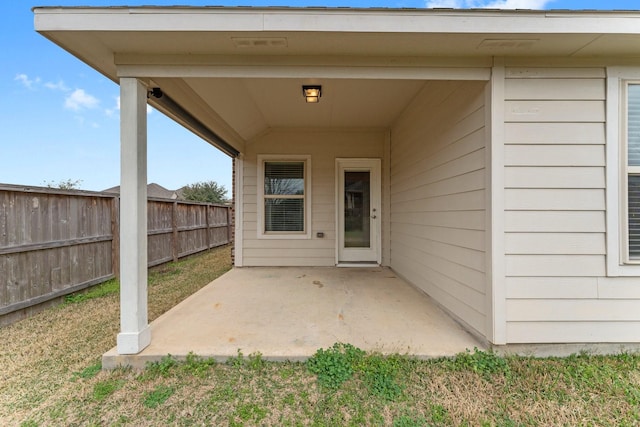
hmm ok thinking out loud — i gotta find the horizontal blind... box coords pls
[265,199,304,232]
[264,162,304,195]
[263,161,305,232]
[629,175,640,259]
[628,84,640,166]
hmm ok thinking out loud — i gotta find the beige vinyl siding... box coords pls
[389,80,488,337]
[242,129,385,266]
[504,67,640,343]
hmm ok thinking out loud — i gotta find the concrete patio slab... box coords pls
[103,267,482,369]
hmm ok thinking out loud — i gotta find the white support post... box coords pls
[485,58,507,345]
[117,78,151,354]
[234,155,244,267]
[382,130,391,267]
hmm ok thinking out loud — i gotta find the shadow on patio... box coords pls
[103,267,482,368]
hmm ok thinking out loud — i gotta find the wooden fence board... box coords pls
[0,185,231,323]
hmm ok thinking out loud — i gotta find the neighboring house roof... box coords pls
[102,185,120,194]
[174,186,187,200]
[147,183,179,199]
[103,183,179,200]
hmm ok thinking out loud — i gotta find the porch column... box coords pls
[117,78,151,354]
[486,58,507,345]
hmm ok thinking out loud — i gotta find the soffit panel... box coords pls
[93,31,604,58]
[181,78,426,139]
[184,78,269,141]
[573,35,640,57]
[150,77,247,151]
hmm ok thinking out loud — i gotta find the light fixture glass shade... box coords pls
[302,85,322,103]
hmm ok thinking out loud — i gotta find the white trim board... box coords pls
[234,156,244,267]
[35,8,640,35]
[486,59,507,345]
[606,67,640,276]
[336,262,380,268]
[256,154,312,240]
[335,158,382,265]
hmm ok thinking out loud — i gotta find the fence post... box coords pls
[205,205,211,250]
[226,205,232,245]
[172,201,178,263]
[111,196,120,279]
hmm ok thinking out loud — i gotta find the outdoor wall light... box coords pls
[302,85,322,103]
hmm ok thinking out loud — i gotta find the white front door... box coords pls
[337,159,381,264]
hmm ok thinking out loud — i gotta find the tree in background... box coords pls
[181,180,227,204]
[43,179,83,190]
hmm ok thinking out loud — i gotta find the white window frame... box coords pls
[606,67,640,276]
[257,154,312,240]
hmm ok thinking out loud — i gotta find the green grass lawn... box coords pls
[1,245,639,426]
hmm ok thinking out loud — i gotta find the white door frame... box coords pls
[335,158,382,265]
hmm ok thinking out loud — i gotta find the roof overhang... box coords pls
[34,7,640,154]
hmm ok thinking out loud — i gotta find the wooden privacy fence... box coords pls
[0,184,231,324]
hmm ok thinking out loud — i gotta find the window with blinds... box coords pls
[627,83,640,259]
[263,161,305,232]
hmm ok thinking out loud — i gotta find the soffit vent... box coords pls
[477,39,539,50]
[232,37,288,48]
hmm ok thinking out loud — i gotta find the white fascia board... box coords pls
[34,7,640,36]
[114,54,492,79]
[34,8,264,32]
[263,11,640,35]
[117,64,491,81]
[114,54,493,68]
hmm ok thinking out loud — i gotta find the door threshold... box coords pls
[336,262,380,268]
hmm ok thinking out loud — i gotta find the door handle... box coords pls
[371,215,377,219]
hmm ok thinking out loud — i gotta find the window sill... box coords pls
[607,259,640,277]
[257,232,312,240]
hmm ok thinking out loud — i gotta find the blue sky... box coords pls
[2,1,638,193]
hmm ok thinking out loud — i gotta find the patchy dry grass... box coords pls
[2,246,640,426]
[0,245,231,426]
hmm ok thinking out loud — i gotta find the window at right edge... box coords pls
[624,83,640,260]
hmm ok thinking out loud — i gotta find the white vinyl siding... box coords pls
[504,67,640,343]
[242,130,385,266]
[389,80,488,338]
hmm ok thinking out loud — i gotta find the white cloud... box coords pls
[65,89,99,111]
[426,0,462,6]
[15,73,41,90]
[482,0,550,7]
[44,80,70,91]
[106,95,153,116]
[426,0,551,8]
[104,97,119,117]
